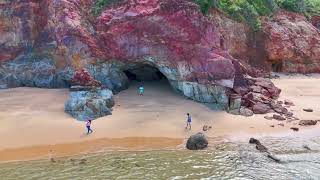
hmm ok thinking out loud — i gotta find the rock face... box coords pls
[186,132,208,150]
[262,11,320,73]
[1,0,319,113]
[65,89,114,121]
[0,0,245,107]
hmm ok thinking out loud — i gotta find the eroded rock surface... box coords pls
[65,89,114,121]
[1,0,319,115]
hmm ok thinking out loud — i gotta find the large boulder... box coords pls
[65,89,114,121]
[186,132,208,150]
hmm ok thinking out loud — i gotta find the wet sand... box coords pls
[0,74,319,162]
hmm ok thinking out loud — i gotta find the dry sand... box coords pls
[0,74,319,162]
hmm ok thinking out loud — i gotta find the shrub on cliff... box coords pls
[276,0,307,13]
[276,0,320,17]
[218,0,277,31]
[92,0,123,16]
[192,0,219,14]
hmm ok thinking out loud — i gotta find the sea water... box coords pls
[1,136,320,180]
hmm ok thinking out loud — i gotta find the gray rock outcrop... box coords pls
[65,89,114,121]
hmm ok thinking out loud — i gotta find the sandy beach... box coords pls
[0,74,319,162]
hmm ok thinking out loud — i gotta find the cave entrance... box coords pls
[123,64,167,83]
[271,61,283,72]
[122,64,172,95]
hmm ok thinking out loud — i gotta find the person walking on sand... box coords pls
[86,120,93,134]
[138,85,144,96]
[186,113,192,130]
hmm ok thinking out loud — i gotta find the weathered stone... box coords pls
[249,138,268,152]
[299,120,318,126]
[290,127,299,131]
[65,89,114,121]
[264,116,273,120]
[273,114,286,121]
[186,132,208,150]
[303,108,313,112]
[239,107,254,117]
[252,102,271,114]
[284,99,294,106]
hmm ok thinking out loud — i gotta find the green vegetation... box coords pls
[92,0,122,16]
[91,0,319,30]
[193,0,320,31]
[216,0,278,31]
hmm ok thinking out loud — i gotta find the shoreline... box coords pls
[0,74,319,163]
[1,125,320,163]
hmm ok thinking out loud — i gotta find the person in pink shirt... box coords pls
[86,120,93,134]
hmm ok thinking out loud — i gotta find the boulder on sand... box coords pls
[65,89,114,121]
[299,120,318,126]
[273,114,286,121]
[303,108,313,112]
[186,133,208,150]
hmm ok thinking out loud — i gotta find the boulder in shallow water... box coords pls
[186,133,208,150]
[65,89,114,121]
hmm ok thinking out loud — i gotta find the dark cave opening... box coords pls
[123,64,166,83]
[271,61,283,72]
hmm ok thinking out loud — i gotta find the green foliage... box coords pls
[276,0,320,17]
[276,0,307,13]
[305,0,320,17]
[192,0,216,14]
[92,0,121,16]
[248,0,278,15]
[217,0,277,31]
[194,0,319,30]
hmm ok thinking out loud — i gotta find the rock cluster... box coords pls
[230,77,283,116]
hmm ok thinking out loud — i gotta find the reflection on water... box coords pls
[1,137,320,180]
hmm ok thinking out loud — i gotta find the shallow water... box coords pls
[1,136,320,180]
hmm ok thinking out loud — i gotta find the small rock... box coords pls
[273,114,286,121]
[303,108,313,112]
[249,138,268,152]
[277,101,283,105]
[284,112,293,117]
[203,125,208,131]
[284,99,294,106]
[249,138,260,144]
[264,116,273,120]
[186,132,208,150]
[299,120,318,126]
[50,158,56,163]
[270,125,275,127]
[79,159,87,165]
[290,127,299,131]
[303,145,311,151]
[239,107,254,117]
[278,123,284,127]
